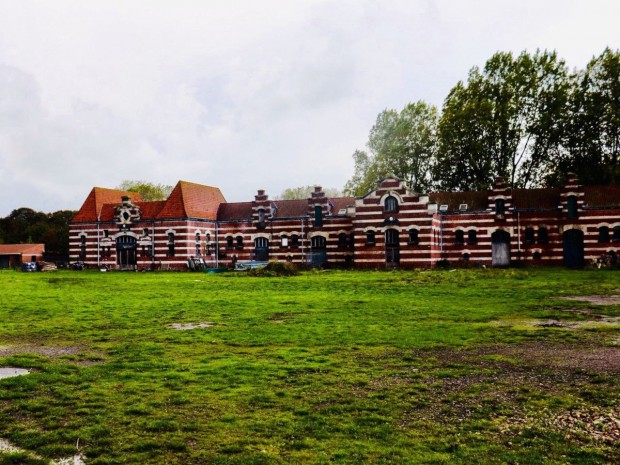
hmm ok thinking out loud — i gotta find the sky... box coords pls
[1,0,619,215]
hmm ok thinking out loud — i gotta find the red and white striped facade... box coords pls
[70,175,620,269]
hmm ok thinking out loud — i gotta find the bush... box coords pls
[247,261,299,277]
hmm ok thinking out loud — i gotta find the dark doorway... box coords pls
[385,229,400,267]
[563,229,584,267]
[492,230,510,267]
[311,236,327,267]
[116,235,137,269]
[254,237,269,261]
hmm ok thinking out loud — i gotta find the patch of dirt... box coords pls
[169,322,214,330]
[0,437,85,464]
[558,295,620,305]
[0,345,82,358]
[0,345,105,366]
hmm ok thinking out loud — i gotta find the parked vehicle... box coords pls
[21,262,38,272]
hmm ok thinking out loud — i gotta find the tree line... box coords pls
[344,48,620,196]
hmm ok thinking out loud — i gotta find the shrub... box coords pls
[247,261,299,277]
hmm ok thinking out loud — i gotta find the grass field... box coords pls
[0,267,619,464]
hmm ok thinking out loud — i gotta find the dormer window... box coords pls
[384,195,398,213]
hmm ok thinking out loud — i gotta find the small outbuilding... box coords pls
[0,244,45,269]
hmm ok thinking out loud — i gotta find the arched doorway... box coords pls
[254,237,269,261]
[385,229,400,267]
[491,230,510,267]
[116,235,137,269]
[311,236,327,267]
[563,229,584,267]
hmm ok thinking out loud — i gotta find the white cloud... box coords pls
[0,0,619,214]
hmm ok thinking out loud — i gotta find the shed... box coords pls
[0,244,45,269]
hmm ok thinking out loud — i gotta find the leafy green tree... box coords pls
[344,101,438,196]
[116,180,173,201]
[0,208,75,255]
[275,185,342,200]
[556,48,620,185]
[435,50,569,190]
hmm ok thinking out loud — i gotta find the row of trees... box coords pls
[0,208,75,255]
[344,48,620,196]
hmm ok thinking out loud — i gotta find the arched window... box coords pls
[254,237,269,261]
[257,208,266,229]
[385,229,399,247]
[290,235,299,248]
[236,236,243,249]
[495,198,505,216]
[338,233,347,248]
[408,229,419,246]
[455,230,464,245]
[349,233,355,248]
[614,226,620,242]
[598,226,610,243]
[195,232,201,256]
[524,227,535,245]
[311,236,326,249]
[366,230,376,246]
[467,229,477,245]
[537,227,549,244]
[226,236,233,249]
[533,251,542,260]
[463,252,470,261]
[281,235,288,248]
[384,195,398,213]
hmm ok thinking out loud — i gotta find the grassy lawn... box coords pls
[0,267,619,464]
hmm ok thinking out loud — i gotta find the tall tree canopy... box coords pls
[434,50,570,191]
[275,186,342,200]
[557,48,620,185]
[116,180,173,201]
[344,101,438,196]
[0,208,75,255]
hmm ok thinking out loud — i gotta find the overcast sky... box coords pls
[1,0,619,215]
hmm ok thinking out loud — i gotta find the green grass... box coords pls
[0,267,619,464]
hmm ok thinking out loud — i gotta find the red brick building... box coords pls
[0,244,45,269]
[70,176,620,269]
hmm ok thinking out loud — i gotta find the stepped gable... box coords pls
[157,181,226,220]
[217,202,253,221]
[583,185,620,208]
[72,187,143,223]
[428,190,490,211]
[512,188,561,210]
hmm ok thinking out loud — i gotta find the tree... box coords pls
[116,180,173,201]
[344,101,438,196]
[275,185,342,200]
[557,48,620,185]
[435,50,570,190]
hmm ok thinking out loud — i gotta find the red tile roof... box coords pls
[0,244,45,256]
[217,202,254,221]
[157,181,226,220]
[329,197,355,214]
[72,187,143,223]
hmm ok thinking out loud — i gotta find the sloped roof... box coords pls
[272,199,308,217]
[96,200,167,222]
[72,187,143,223]
[584,185,620,208]
[428,191,490,211]
[0,244,45,256]
[329,197,355,214]
[217,202,253,221]
[157,181,226,220]
[512,188,561,209]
